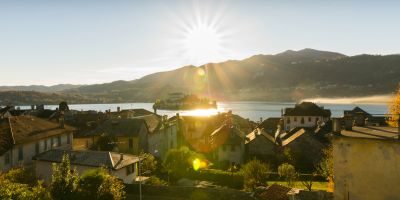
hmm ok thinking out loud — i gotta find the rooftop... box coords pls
[341,126,399,140]
[33,149,139,170]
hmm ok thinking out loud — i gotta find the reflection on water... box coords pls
[17,102,388,122]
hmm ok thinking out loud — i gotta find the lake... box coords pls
[18,102,389,122]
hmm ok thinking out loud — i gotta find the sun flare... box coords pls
[183,24,223,63]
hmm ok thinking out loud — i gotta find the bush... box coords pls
[278,163,297,187]
[241,160,270,191]
[186,169,244,189]
[146,176,168,186]
[163,147,203,182]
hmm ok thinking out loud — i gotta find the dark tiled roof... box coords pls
[80,118,147,137]
[131,109,155,116]
[341,126,398,140]
[257,118,281,136]
[245,128,276,144]
[210,124,244,147]
[33,149,139,170]
[133,114,161,133]
[284,102,331,117]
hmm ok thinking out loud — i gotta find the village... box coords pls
[1,100,398,200]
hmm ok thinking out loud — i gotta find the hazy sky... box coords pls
[1,0,399,86]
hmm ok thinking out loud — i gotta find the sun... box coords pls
[182,24,223,64]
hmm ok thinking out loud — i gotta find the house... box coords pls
[0,116,75,171]
[280,127,326,172]
[245,128,278,164]
[146,115,178,159]
[332,123,399,200]
[283,102,331,131]
[210,123,245,166]
[33,149,140,184]
[73,118,149,154]
[343,106,388,126]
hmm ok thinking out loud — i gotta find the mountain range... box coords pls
[1,48,399,105]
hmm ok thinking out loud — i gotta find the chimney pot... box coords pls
[120,153,124,160]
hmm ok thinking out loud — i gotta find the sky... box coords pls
[0,0,399,86]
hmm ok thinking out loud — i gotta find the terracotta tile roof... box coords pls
[0,116,75,155]
[33,149,139,170]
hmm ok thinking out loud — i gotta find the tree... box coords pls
[278,163,296,187]
[50,154,78,200]
[93,134,115,151]
[388,85,400,127]
[163,147,200,182]
[141,153,158,175]
[75,168,125,200]
[317,146,334,192]
[241,159,270,191]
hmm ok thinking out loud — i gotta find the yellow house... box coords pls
[333,126,400,200]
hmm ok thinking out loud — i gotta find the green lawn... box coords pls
[267,181,328,191]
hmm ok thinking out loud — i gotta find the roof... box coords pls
[256,184,291,200]
[210,123,244,147]
[257,118,281,136]
[284,102,331,117]
[80,118,148,137]
[0,116,76,155]
[133,114,161,133]
[281,128,307,146]
[246,128,276,144]
[33,149,139,170]
[341,126,398,140]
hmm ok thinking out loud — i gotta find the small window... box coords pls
[44,139,48,150]
[57,136,61,147]
[18,146,23,161]
[4,153,10,165]
[129,139,133,149]
[231,145,236,152]
[294,117,297,122]
[35,142,40,154]
[51,137,54,148]
[308,117,312,122]
[126,164,134,175]
[301,117,304,124]
[286,118,290,124]
[67,134,71,144]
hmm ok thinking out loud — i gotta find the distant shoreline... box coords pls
[301,94,394,105]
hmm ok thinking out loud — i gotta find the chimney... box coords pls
[120,153,124,160]
[260,117,263,124]
[117,107,121,112]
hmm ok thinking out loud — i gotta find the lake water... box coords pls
[18,102,389,122]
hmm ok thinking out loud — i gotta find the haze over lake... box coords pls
[18,101,388,122]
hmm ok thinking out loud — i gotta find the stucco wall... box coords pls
[35,160,137,184]
[284,116,328,131]
[333,137,400,200]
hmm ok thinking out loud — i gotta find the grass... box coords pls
[267,181,328,191]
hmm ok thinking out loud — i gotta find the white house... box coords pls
[0,116,75,171]
[33,149,140,184]
[283,102,331,131]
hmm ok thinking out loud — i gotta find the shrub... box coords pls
[278,163,297,187]
[146,176,168,186]
[241,159,270,191]
[50,154,78,200]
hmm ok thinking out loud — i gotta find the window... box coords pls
[308,117,312,122]
[129,139,133,149]
[67,134,71,144]
[231,145,236,152]
[286,118,290,124]
[294,117,297,122]
[44,139,48,150]
[18,146,23,161]
[51,137,54,148]
[301,117,305,124]
[57,136,61,147]
[126,164,134,175]
[35,142,40,154]
[4,153,10,165]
